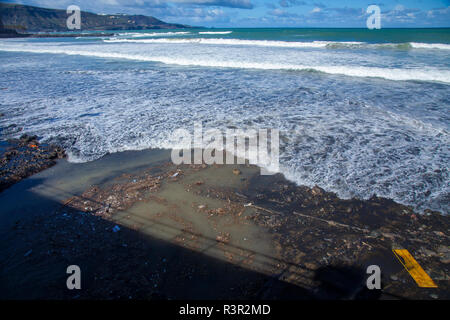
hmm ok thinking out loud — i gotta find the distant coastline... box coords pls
[0,2,190,34]
[0,31,116,38]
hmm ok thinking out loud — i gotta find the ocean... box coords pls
[0,28,449,213]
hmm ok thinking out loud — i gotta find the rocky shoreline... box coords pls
[0,134,65,193]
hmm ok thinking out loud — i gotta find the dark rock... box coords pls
[20,134,37,143]
[0,136,65,193]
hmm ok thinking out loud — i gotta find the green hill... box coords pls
[0,2,188,32]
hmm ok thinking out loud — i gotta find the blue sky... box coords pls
[5,0,450,27]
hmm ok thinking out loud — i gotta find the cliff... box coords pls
[0,2,188,32]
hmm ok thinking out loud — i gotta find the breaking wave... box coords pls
[104,38,338,48]
[198,31,233,35]
[117,31,191,37]
[1,37,449,213]
[104,38,450,51]
[1,45,449,83]
[410,42,450,50]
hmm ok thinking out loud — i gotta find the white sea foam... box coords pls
[410,42,450,50]
[117,31,191,37]
[1,45,449,83]
[1,43,448,213]
[103,38,450,51]
[198,31,233,35]
[131,32,191,37]
[104,37,333,48]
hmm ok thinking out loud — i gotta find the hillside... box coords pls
[0,2,188,32]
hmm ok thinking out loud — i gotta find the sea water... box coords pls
[0,28,449,213]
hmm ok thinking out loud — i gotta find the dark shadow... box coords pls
[0,187,314,300]
[0,176,404,300]
[313,265,382,300]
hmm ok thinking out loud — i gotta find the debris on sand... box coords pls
[216,232,231,244]
[60,163,450,299]
[65,173,164,218]
[7,159,448,300]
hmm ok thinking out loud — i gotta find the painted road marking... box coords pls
[393,249,438,288]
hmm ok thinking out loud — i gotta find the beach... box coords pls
[0,146,448,299]
[0,27,449,300]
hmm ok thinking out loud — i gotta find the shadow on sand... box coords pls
[0,181,397,300]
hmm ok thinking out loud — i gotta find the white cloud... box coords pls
[170,0,253,9]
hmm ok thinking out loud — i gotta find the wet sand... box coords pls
[0,148,448,299]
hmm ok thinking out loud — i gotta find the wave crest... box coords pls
[1,46,449,83]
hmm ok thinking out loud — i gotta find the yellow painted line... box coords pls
[393,249,438,288]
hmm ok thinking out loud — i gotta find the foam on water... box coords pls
[124,31,191,38]
[198,31,233,35]
[1,42,449,83]
[104,38,348,48]
[105,38,450,51]
[410,42,450,50]
[0,35,449,214]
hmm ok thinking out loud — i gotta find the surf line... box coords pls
[170,122,280,175]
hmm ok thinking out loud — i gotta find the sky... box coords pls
[4,0,450,27]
